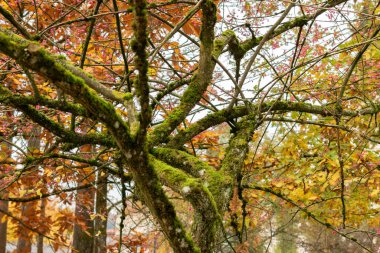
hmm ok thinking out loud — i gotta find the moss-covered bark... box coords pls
[0,90,89,117]
[219,119,258,210]
[152,147,231,204]
[131,0,151,134]
[150,156,220,253]
[0,28,134,148]
[0,87,113,146]
[126,154,201,253]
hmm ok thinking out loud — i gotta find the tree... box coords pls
[0,0,379,252]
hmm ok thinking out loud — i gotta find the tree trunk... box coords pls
[16,203,33,253]
[0,137,11,253]
[16,127,41,253]
[37,198,46,253]
[93,171,108,253]
[72,186,95,253]
[0,200,8,253]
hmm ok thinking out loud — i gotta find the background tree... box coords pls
[0,0,379,252]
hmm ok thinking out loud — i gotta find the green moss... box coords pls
[152,147,212,176]
[240,38,259,53]
[151,155,197,186]
[148,2,157,8]
[151,147,231,204]
[0,31,132,143]
[222,29,235,37]
[133,160,201,253]
[123,92,133,101]
[57,54,66,60]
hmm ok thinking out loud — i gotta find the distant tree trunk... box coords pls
[0,138,11,253]
[16,203,33,253]
[72,137,95,253]
[0,199,8,253]
[93,170,108,253]
[37,198,46,253]
[17,127,41,253]
[72,187,95,253]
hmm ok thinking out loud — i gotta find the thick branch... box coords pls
[0,87,89,117]
[151,147,230,198]
[132,0,151,135]
[0,28,133,148]
[0,86,113,147]
[150,156,220,253]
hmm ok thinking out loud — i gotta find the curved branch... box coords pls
[1,96,113,147]
[0,28,133,148]
[169,101,380,148]
[237,0,349,56]
[0,5,34,40]
[0,88,89,117]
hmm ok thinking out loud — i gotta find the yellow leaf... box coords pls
[315,172,327,183]
[1,215,7,223]
[369,189,380,199]
[36,189,42,198]
[290,188,304,199]
[20,189,26,197]
[327,159,339,168]
[305,192,319,201]
[148,67,157,76]
[0,151,6,161]
[329,171,340,186]
[272,181,285,187]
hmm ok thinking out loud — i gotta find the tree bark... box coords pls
[72,187,95,253]
[93,171,107,253]
[72,141,96,253]
[16,127,41,253]
[0,137,11,253]
[37,198,46,253]
[0,199,8,253]
[16,203,33,253]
